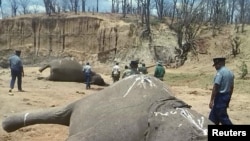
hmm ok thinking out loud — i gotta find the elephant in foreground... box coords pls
[2,75,213,141]
[38,58,108,86]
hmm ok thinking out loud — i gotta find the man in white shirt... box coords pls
[112,62,120,83]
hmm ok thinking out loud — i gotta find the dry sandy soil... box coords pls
[0,63,250,141]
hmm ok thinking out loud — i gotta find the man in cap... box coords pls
[154,61,165,81]
[208,57,234,125]
[8,50,24,93]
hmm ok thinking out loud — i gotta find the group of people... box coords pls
[110,60,140,82]
[110,60,166,82]
[8,50,235,125]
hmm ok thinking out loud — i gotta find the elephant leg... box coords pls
[2,104,73,132]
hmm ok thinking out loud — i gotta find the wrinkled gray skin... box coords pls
[2,75,213,141]
[38,58,108,86]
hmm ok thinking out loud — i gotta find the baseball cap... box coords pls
[213,57,226,66]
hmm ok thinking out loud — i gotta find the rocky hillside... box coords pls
[0,13,179,68]
[1,12,250,75]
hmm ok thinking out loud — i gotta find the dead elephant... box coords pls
[38,58,108,86]
[2,75,213,141]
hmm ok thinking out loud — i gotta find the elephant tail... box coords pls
[2,104,73,132]
[38,64,50,73]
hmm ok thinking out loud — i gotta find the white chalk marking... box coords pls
[153,108,208,136]
[178,124,182,127]
[24,113,29,126]
[123,75,156,97]
[170,111,177,114]
[154,112,169,116]
[154,110,177,117]
[123,77,140,97]
[177,108,207,136]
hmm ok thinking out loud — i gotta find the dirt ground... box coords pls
[0,64,250,141]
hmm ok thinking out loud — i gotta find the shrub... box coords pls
[237,61,248,79]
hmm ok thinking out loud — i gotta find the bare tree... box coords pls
[96,0,99,12]
[19,0,30,14]
[163,0,174,17]
[43,0,56,15]
[210,0,228,36]
[0,0,3,19]
[229,0,236,24]
[238,0,246,32]
[155,0,164,20]
[122,0,127,17]
[170,0,206,65]
[74,0,79,14]
[137,0,151,39]
[81,0,86,12]
[69,0,79,14]
[111,0,119,13]
[171,0,177,25]
[9,0,19,17]
[112,0,115,13]
[244,0,250,24]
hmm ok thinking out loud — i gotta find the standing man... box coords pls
[209,57,234,125]
[154,61,165,81]
[82,62,92,89]
[112,62,120,83]
[9,50,24,93]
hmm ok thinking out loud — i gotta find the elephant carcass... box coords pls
[2,75,213,141]
[38,58,108,86]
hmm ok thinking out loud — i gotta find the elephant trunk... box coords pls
[2,105,73,132]
[39,64,50,72]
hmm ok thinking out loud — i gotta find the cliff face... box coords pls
[0,13,179,68]
[0,14,133,62]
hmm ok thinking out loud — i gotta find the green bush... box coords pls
[238,61,248,79]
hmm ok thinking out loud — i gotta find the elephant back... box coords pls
[69,75,212,141]
[49,58,83,82]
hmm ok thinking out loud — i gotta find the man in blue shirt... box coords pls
[209,57,234,125]
[82,62,92,89]
[9,50,24,93]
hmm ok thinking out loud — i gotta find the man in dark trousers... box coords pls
[9,50,24,93]
[209,57,234,125]
[82,62,92,89]
[111,62,120,83]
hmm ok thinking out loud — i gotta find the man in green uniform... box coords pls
[154,61,165,81]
